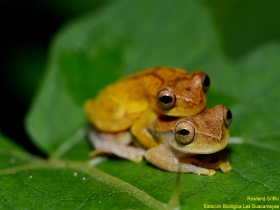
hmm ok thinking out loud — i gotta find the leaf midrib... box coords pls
[0,158,166,210]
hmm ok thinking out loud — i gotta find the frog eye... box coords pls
[202,72,210,92]
[223,107,232,127]
[174,121,195,145]
[157,89,176,110]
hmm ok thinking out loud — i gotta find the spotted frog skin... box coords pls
[88,104,232,176]
[84,67,210,148]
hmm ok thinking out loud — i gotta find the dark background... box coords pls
[0,1,279,156]
[0,1,104,156]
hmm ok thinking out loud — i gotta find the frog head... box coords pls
[154,69,210,117]
[149,104,232,154]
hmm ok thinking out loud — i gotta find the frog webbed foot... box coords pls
[145,144,216,176]
[88,128,146,163]
[213,150,232,173]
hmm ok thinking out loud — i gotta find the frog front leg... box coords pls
[145,144,216,176]
[88,128,145,163]
[131,109,159,148]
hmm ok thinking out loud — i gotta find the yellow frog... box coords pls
[84,67,210,148]
[89,104,232,176]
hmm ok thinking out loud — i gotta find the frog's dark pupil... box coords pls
[179,129,189,136]
[204,75,210,87]
[227,110,232,120]
[160,96,172,104]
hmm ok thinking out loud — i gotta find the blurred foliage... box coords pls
[0,1,106,155]
[1,1,279,110]
[205,1,280,58]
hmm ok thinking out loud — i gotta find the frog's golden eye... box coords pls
[157,89,176,110]
[223,107,232,127]
[174,121,195,145]
[202,72,210,92]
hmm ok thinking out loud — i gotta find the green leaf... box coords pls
[0,132,25,153]
[18,1,280,209]
[0,135,168,209]
[204,1,280,58]
[0,133,39,170]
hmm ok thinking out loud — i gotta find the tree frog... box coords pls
[88,104,232,176]
[84,67,210,148]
